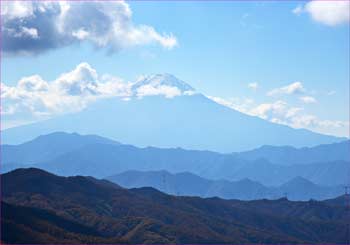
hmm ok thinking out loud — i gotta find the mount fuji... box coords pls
[1,74,343,152]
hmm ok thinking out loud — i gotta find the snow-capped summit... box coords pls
[2,72,343,152]
[132,73,195,92]
[130,73,196,98]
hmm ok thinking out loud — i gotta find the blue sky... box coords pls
[1,1,349,137]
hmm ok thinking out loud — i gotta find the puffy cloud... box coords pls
[7,26,39,39]
[248,82,258,91]
[1,63,130,118]
[135,84,182,99]
[250,100,290,120]
[1,1,177,55]
[1,64,195,122]
[208,95,348,137]
[18,75,49,92]
[292,5,303,15]
[1,1,34,19]
[293,1,350,26]
[299,96,317,104]
[53,62,99,96]
[267,82,304,96]
[207,96,254,115]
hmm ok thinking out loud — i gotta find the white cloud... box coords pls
[250,100,290,120]
[1,64,194,123]
[18,75,49,92]
[267,82,304,96]
[72,28,89,40]
[1,1,177,55]
[292,5,303,15]
[15,27,39,39]
[184,90,197,96]
[136,85,182,98]
[1,63,130,118]
[293,1,350,26]
[208,95,348,137]
[5,26,39,39]
[285,107,303,119]
[22,27,39,38]
[248,82,259,91]
[299,96,317,104]
[1,1,34,19]
[207,96,254,115]
[53,62,99,96]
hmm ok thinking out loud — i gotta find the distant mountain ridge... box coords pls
[1,74,343,151]
[236,140,350,165]
[1,168,348,244]
[2,132,119,165]
[107,170,343,201]
[2,132,349,187]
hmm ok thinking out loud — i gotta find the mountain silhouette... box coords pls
[1,74,343,152]
[2,132,349,187]
[1,168,348,244]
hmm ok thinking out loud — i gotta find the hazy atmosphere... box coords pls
[2,1,349,137]
[1,1,349,244]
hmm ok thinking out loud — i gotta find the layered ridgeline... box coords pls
[2,132,349,195]
[235,141,350,165]
[1,74,343,152]
[106,170,344,201]
[1,168,348,244]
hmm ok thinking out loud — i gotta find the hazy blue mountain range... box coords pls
[236,141,350,165]
[1,74,344,152]
[1,132,119,165]
[1,168,348,244]
[108,170,274,200]
[2,132,349,187]
[228,159,349,186]
[107,170,343,201]
[323,194,349,207]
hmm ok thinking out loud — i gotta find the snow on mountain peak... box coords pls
[131,74,195,98]
[134,74,194,91]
